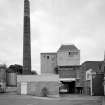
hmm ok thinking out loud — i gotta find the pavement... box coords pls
[102,96,105,105]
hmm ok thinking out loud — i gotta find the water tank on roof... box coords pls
[6,69,17,87]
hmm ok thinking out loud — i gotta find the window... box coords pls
[47,56,49,59]
[69,52,71,55]
[68,51,78,56]
[68,52,73,56]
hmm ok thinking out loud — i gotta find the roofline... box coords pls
[57,49,80,52]
[58,65,81,68]
[82,60,104,65]
[41,52,57,55]
[57,44,80,52]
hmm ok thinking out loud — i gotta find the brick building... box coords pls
[57,45,82,94]
[57,44,80,66]
[41,44,105,96]
[41,44,83,94]
[81,61,104,96]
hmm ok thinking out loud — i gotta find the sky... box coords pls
[0,0,105,73]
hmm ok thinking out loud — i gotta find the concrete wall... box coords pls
[57,50,80,66]
[17,74,59,82]
[17,81,59,97]
[92,74,104,96]
[41,53,57,74]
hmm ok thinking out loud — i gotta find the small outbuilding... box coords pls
[17,74,59,97]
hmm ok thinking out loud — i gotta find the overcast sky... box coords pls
[0,0,105,73]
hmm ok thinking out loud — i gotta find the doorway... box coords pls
[60,81,75,94]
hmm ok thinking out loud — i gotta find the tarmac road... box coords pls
[0,94,103,105]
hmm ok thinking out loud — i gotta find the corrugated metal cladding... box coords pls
[0,68,6,82]
[0,67,6,92]
[92,73,104,96]
[83,74,104,96]
[6,72,17,87]
[81,61,105,96]
[0,82,6,93]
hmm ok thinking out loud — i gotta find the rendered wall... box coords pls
[41,53,57,74]
[57,51,80,66]
[17,81,59,97]
[17,75,59,97]
[27,81,59,96]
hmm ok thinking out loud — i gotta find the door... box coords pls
[92,74,104,96]
[21,82,27,94]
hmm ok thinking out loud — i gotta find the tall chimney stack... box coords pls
[23,0,31,74]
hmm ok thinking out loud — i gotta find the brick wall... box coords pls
[59,70,76,78]
[17,81,59,97]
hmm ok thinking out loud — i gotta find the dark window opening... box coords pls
[69,52,71,55]
[47,56,49,59]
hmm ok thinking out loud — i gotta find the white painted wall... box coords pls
[17,74,59,82]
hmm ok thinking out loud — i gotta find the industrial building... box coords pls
[1,0,104,97]
[41,53,57,74]
[41,44,82,94]
[81,61,104,96]
[17,74,59,97]
[16,0,59,97]
[41,44,105,96]
[57,44,82,94]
